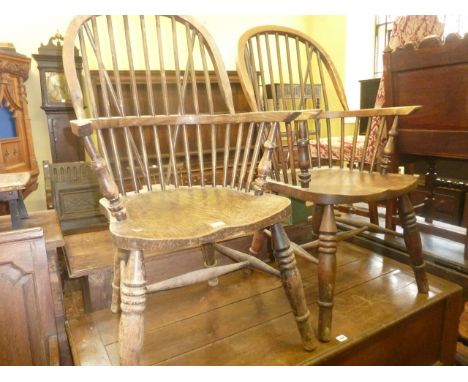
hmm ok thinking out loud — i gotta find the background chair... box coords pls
[237,25,429,341]
[63,15,317,365]
[237,25,395,254]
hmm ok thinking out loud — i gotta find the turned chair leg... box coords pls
[201,243,219,286]
[119,249,146,365]
[250,230,266,257]
[270,223,316,351]
[317,204,337,342]
[311,204,324,238]
[398,194,429,294]
[111,248,129,313]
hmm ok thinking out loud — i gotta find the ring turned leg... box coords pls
[398,194,429,294]
[111,248,129,313]
[201,243,219,286]
[317,204,337,342]
[270,223,316,351]
[311,204,324,238]
[119,249,146,365]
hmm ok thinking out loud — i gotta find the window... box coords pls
[373,15,468,78]
[373,15,395,78]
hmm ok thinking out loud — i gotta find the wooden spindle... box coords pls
[285,34,297,109]
[171,17,192,187]
[198,33,217,186]
[264,33,278,110]
[349,118,360,170]
[369,117,386,173]
[237,122,255,190]
[297,121,310,188]
[381,116,398,175]
[359,115,373,171]
[140,16,165,190]
[230,123,244,188]
[255,34,270,112]
[246,122,266,192]
[339,117,345,168]
[275,33,287,110]
[285,122,297,185]
[123,16,151,191]
[105,15,126,193]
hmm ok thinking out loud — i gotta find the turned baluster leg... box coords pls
[311,204,324,238]
[398,194,429,294]
[201,243,219,286]
[119,249,146,365]
[317,204,337,342]
[249,230,266,257]
[111,248,129,313]
[270,223,316,351]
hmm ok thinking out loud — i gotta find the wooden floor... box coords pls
[64,240,463,366]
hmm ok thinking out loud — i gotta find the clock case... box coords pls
[33,34,84,162]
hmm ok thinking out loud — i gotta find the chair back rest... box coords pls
[237,25,413,185]
[0,228,57,365]
[237,25,348,113]
[63,15,272,197]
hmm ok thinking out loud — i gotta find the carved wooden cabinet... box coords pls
[0,44,39,197]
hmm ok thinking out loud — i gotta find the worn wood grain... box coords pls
[64,240,461,365]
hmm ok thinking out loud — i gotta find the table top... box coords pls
[0,172,31,192]
[0,209,64,251]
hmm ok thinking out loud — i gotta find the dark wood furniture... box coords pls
[383,33,468,258]
[0,209,71,365]
[43,160,107,234]
[0,44,39,204]
[0,227,59,365]
[64,238,463,365]
[63,15,319,365]
[33,33,85,163]
[0,172,29,228]
[237,26,430,342]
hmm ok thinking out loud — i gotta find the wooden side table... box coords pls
[0,209,71,365]
[0,172,30,229]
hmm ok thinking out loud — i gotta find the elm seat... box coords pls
[110,188,291,251]
[267,168,419,205]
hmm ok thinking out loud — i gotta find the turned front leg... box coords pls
[119,249,146,365]
[317,205,337,342]
[111,248,129,313]
[398,194,429,294]
[201,243,219,286]
[270,223,316,351]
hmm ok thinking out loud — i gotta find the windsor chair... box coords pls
[63,15,318,365]
[237,25,429,342]
[237,26,394,257]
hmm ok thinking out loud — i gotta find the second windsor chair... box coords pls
[237,25,399,258]
[237,25,429,342]
[63,15,319,365]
